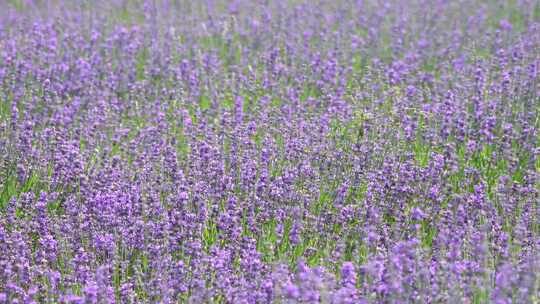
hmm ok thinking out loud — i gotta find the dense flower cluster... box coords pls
[1,0,540,303]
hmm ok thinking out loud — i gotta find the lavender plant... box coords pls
[1,0,540,303]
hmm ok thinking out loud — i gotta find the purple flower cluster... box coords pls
[1,0,540,303]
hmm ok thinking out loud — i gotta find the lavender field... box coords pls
[1,0,540,303]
